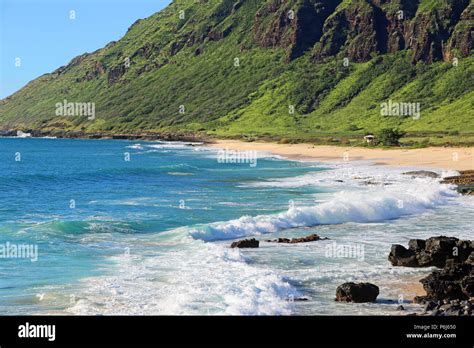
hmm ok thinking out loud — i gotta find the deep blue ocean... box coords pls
[0,138,472,315]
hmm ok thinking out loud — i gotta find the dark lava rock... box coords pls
[441,170,474,195]
[403,171,440,178]
[466,252,474,265]
[413,296,423,304]
[388,236,473,268]
[434,301,471,316]
[294,297,309,302]
[392,236,474,316]
[424,301,438,312]
[419,295,473,316]
[442,171,474,186]
[461,275,474,296]
[417,260,473,315]
[397,305,405,311]
[230,238,259,248]
[335,282,379,303]
[420,264,471,301]
[0,129,18,137]
[408,239,426,251]
[388,244,418,267]
[266,234,328,244]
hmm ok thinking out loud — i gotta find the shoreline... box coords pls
[0,129,210,143]
[1,130,472,171]
[208,139,474,171]
[384,275,427,302]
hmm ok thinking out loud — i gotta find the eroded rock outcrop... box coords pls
[254,0,341,61]
[77,61,106,82]
[313,0,380,62]
[444,1,473,61]
[313,0,472,63]
[108,64,127,85]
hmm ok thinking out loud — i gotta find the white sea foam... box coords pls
[190,169,458,241]
[125,144,144,150]
[126,141,204,151]
[66,235,297,315]
[244,162,445,189]
[147,141,203,149]
[64,162,467,316]
[441,169,460,178]
[198,147,290,161]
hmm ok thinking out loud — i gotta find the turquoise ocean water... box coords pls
[0,138,472,315]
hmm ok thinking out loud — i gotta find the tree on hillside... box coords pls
[377,128,405,146]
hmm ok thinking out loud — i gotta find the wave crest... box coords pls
[190,181,457,241]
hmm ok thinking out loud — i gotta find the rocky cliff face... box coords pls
[253,0,342,61]
[253,0,472,64]
[444,2,474,61]
[405,1,468,63]
[312,0,380,62]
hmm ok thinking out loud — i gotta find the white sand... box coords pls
[208,140,474,171]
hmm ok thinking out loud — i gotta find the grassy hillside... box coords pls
[0,0,473,145]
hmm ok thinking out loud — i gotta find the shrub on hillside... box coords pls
[377,128,406,146]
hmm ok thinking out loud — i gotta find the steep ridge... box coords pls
[0,0,472,139]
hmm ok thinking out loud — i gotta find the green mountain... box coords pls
[1,0,473,143]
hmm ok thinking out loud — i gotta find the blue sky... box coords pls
[0,0,171,99]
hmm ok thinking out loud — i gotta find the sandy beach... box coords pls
[209,139,472,307]
[209,140,474,171]
[385,275,427,301]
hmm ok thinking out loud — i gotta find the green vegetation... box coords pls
[416,0,457,14]
[377,128,406,146]
[0,0,472,147]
